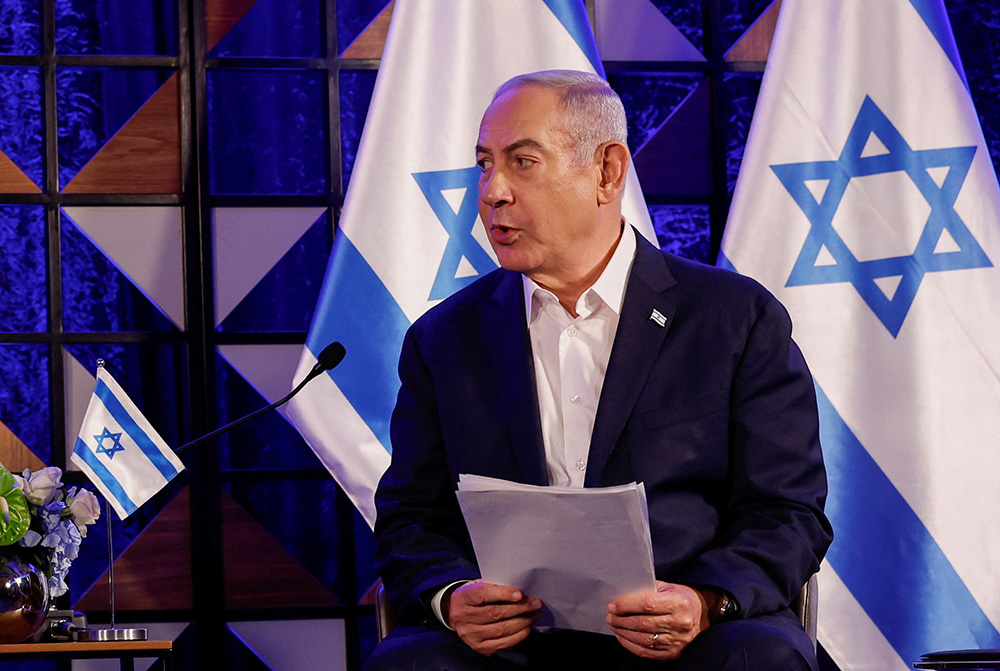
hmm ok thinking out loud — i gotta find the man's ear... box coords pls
[595,141,630,205]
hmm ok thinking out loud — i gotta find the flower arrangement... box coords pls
[0,462,101,597]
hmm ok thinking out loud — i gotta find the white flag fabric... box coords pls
[71,366,184,520]
[288,0,654,527]
[722,1,1000,668]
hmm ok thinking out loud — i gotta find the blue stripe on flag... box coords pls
[715,251,738,273]
[816,383,1000,663]
[909,0,969,90]
[541,0,605,76]
[73,437,138,516]
[306,230,411,453]
[95,378,179,481]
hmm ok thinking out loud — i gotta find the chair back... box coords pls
[791,574,819,650]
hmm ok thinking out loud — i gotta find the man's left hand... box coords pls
[606,581,710,660]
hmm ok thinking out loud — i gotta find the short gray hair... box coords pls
[493,70,628,166]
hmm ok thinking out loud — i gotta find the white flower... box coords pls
[66,487,101,537]
[20,467,63,506]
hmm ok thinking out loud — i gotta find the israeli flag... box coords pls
[722,1,1000,668]
[71,366,184,520]
[287,0,655,527]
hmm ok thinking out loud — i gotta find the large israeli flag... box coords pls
[287,0,654,527]
[71,366,184,520]
[722,1,1000,668]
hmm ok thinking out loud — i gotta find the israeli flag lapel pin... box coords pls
[649,309,667,327]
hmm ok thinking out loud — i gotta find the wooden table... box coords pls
[0,639,173,670]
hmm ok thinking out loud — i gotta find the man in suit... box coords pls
[365,70,833,670]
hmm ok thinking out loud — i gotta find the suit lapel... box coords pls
[484,271,548,486]
[585,236,678,487]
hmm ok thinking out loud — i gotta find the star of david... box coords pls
[94,427,125,459]
[771,96,992,337]
[413,167,497,300]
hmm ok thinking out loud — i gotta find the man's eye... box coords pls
[476,158,492,170]
[515,157,534,167]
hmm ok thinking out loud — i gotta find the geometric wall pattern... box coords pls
[217,344,305,419]
[61,74,182,194]
[212,207,327,326]
[228,619,347,671]
[594,0,705,62]
[62,207,186,329]
[75,486,339,611]
[0,150,41,194]
[3,1,996,670]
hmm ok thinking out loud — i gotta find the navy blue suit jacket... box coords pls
[374,230,833,627]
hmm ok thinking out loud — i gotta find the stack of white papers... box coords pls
[456,474,656,634]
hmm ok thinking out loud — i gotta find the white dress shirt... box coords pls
[523,224,636,487]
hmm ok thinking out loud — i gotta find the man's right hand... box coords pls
[444,579,541,655]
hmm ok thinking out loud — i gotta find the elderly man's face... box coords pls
[476,85,607,286]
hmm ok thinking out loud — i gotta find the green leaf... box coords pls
[0,462,30,545]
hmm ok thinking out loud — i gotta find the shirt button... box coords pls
[576,459,586,471]
[567,326,579,337]
[570,394,581,405]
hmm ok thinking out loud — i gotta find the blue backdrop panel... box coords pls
[210,0,321,58]
[724,72,764,195]
[55,0,177,56]
[0,0,40,55]
[0,205,46,332]
[339,69,377,192]
[650,204,712,264]
[0,343,50,464]
[207,68,327,195]
[0,67,43,188]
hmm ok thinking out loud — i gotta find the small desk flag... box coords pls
[721,1,1000,668]
[71,366,184,520]
[287,0,654,527]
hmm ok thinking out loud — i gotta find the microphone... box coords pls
[176,342,346,454]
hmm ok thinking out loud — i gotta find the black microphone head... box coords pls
[316,342,346,372]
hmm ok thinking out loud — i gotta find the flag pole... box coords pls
[106,497,115,630]
[76,496,148,642]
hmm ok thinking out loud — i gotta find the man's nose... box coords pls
[480,168,511,207]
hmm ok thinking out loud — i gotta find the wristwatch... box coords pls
[705,589,739,625]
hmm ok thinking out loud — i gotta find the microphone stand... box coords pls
[176,341,346,454]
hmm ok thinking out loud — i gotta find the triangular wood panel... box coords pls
[0,420,46,473]
[341,1,393,59]
[633,80,712,196]
[74,486,341,611]
[725,0,782,64]
[0,150,41,194]
[222,489,340,609]
[75,487,193,611]
[62,74,181,194]
[358,579,379,606]
[205,0,260,52]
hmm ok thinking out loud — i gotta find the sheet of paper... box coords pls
[456,474,656,635]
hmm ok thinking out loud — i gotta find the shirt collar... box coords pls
[523,222,638,323]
